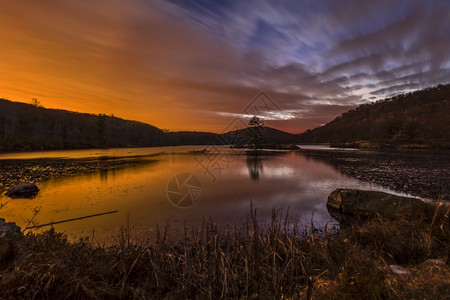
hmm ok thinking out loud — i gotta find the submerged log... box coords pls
[327,188,433,223]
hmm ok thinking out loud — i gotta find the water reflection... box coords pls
[0,147,423,244]
[100,168,116,182]
[246,153,263,180]
[298,149,450,201]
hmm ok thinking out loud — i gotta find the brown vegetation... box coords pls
[0,203,448,299]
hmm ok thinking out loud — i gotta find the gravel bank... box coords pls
[302,149,450,201]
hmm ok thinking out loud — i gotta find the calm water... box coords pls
[0,146,409,243]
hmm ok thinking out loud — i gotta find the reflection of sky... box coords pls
[0,150,430,242]
[260,165,295,177]
[1,1,449,133]
[0,145,211,160]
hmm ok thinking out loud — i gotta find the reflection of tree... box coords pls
[246,153,263,180]
[100,168,116,182]
[100,169,108,182]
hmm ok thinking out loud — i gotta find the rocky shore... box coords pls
[0,156,158,194]
[302,149,450,201]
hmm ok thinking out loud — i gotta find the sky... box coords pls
[0,0,449,133]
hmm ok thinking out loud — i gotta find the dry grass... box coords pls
[0,204,448,299]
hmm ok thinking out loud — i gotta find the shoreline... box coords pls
[1,147,449,201]
[0,155,159,193]
[302,149,450,202]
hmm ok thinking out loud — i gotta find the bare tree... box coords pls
[30,98,42,108]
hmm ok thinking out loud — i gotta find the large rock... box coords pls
[0,218,22,239]
[0,219,22,262]
[327,188,433,223]
[4,183,40,199]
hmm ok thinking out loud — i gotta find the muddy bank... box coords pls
[302,149,450,201]
[0,156,158,193]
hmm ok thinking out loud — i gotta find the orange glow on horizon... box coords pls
[0,2,331,135]
[0,2,225,133]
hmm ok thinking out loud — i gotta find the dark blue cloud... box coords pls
[247,19,290,49]
[161,0,450,129]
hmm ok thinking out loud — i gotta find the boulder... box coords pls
[4,183,40,199]
[0,219,22,262]
[0,218,22,239]
[327,188,432,223]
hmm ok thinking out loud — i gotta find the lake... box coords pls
[0,146,436,243]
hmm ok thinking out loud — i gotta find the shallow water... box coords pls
[0,146,415,243]
[0,145,199,160]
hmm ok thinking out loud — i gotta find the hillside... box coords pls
[220,126,297,147]
[167,131,220,145]
[0,98,297,151]
[298,84,450,148]
[0,99,166,151]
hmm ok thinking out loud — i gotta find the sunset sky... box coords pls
[1,0,449,133]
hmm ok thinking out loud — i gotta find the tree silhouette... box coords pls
[248,116,264,127]
[30,98,42,108]
[246,116,265,149]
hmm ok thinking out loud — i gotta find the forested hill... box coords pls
[0,99,166,151]
[298,84,450,148]
[220,126,297,146]
[0,98,297,151]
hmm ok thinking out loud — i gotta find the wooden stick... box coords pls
[25,210,119,229]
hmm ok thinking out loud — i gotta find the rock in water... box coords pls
[4,183,40,199]
[327,188,432,223]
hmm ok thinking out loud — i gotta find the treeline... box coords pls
[5,83,447,151]
[0,98,300,151]
[166,131,220,146]
[298,84,450,148]
[0,99,228,151]
[0,99,170,151]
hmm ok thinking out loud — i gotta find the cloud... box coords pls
[0,0,448,133]
[321,3,450,98]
